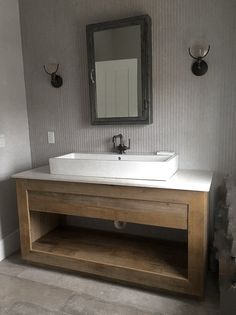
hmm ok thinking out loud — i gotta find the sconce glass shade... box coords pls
[191,44,209,58]
[45,63,59,73]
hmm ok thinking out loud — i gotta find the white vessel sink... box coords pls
[49,152,178,181]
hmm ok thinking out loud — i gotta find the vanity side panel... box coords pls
[187,191,209,297]
[16,179,31,258]
[30,212,61,242]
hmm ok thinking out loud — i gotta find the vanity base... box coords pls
[16,178,209,297]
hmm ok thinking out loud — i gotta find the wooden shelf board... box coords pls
[32,226,188,279]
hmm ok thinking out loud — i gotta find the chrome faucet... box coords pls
[112,134,130,154]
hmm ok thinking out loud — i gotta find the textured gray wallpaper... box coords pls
[0,0,31,240]
[19,0,236,178]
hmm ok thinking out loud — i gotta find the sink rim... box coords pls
[50,151,177,163]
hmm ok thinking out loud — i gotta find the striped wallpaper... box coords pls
[19,0,236,179]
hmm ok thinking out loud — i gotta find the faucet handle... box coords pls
[122,139,130,152]
[126,138,131,150]
[112,136,116,149]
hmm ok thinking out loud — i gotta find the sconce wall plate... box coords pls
[44,64,63,88]
[189,45,210,76]
[191,59,208,76]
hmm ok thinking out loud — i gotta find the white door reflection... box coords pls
[95,58,138,118]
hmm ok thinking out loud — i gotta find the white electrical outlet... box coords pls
[0,134,6,148]
[48,131,55,144]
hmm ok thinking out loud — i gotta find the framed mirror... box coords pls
[86,15,152,125]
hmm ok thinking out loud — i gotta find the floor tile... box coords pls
[5,301,68,315]
[0,274,71,313]
[62,294,158,315]
[0,253,221,315]
[18,265,220,315]
[0,253,27,277]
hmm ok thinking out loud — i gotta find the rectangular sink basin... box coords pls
[49,152,178,181]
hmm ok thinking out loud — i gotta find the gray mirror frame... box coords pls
[86,15,152,125]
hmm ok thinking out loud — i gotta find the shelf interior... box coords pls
[32,226,188,279]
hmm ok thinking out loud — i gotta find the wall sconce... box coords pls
[188,45,210,76]
[43,63,63,88]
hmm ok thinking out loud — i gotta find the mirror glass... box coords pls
[87,15,152,125]
[94,25,141,118]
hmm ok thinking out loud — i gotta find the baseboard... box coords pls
[0,229,20,261]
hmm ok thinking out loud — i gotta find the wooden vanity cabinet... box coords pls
[16,178,209,297]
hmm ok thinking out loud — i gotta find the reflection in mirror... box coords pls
[94,26,141,118]
[87,15,152,125]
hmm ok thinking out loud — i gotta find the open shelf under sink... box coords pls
[32,226,188,280]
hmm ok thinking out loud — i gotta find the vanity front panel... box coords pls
[28,190,188,230]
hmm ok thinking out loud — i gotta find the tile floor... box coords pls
[0,253,220,315]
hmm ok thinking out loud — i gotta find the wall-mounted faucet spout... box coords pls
[112,134,130,154]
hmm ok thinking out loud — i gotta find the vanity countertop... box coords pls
[12,165,213,192]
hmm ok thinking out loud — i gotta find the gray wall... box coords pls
[0,0,31,244]
[19,0,236,179]
[95,26,141,62]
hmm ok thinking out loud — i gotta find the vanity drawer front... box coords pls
[28,191,188,230]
